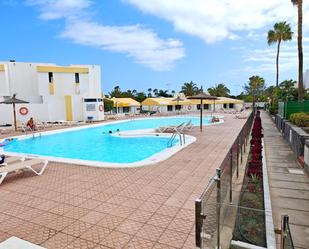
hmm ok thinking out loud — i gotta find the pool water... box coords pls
[4,116,212,164]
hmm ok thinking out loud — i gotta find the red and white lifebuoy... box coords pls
[187,105,192,111]
[99,104,104,112]
[19,107,29,115]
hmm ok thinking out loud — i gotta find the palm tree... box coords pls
[208,83,230,97]
[244,76,266,108]
[153,89,158,97]
[181,81,199,96]
[147,88,152,97]
[267,22,293,87]
[291,0,304,100]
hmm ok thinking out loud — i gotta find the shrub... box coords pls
[289,112,309,127]
[103,99,114,112]
[268,105,278,115]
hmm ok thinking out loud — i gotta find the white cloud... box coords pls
[61,21,185,71]
[125,0,309,43]
[25,0,185,71]
[239,40,309,74]
[26,0,92,20]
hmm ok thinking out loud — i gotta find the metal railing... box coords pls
[281,215,295,249]
[195,111,255,249]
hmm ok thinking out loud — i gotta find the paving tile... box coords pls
[156,205,179,217]
[78,199,102,210]
[48,216,76,231]
[168,218,194,234]
[116,219,144,235]
[0,231,11,243]
[124,237,155,249]
[152,243,177,249]
[99,230,132,249]
[62,220,93,237]
[128,210,153,223]
[80,225,111,244]
[94,202,118,214]
[80,211,107,225]
[96,215,125,230]
[42,232,76,249]
[135,224,165,242]
[146,213,173,229]
[63,237,97,249]
[158,229,188,248]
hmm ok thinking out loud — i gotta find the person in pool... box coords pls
[26,117,37,131]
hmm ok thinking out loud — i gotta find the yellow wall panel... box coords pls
[65,95,73,121]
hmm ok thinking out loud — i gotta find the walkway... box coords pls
[0,114,246,249]
[262,111,309,249]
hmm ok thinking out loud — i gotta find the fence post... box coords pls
[236,136,239,178]
[229,150,233,203]
[280,215,289,249]
[215,168,221,249]
[195,199,203,248]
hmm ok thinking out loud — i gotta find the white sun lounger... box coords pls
[0,159,48,185]
[157,122,185,133]
[0,156,24,166]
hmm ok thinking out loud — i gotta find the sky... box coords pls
[0,0,309,95]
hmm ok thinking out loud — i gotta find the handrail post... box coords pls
[215,168,221,249]
[236,136,239,178]
[281,214,288,249]
[229,150,233,203]
[195,199,203,248]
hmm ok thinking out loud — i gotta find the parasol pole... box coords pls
[13,102,17,131]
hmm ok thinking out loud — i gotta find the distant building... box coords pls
[304,69,309,89]
[110,97,140,114]
[0,61,104,125]
[141,96,244,113]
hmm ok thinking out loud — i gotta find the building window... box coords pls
[48,72,53,83]
[175,105,181,110]
[203,104,209,110]
[197,104,201,110]
[75,73,80,83]
[223,103,227,108]
[123,107,130,113]
[167,105,173,111]
[48,72,54,95]
[229,103,234,108]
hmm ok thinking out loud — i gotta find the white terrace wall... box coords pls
[0,104,49,125]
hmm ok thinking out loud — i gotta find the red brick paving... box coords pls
[0,114,246,248]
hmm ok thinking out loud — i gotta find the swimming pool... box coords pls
[3,116,217,167]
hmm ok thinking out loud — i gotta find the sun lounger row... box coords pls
[0,156,48,185]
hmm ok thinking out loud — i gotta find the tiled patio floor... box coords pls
[0,114,246,248]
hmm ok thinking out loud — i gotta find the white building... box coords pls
[141,96,244,114]
[304,69,309,89]
[0,61,104,125]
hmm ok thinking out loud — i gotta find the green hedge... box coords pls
[289,112,309,127]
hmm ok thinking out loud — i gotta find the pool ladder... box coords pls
[26,129,41,138]
[167,130,185,147]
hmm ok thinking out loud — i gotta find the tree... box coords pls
[147,88,152,97]
[291,0,304,100]
[207,83,230,97]
[181,81,199,96]
[267,22,293,87]
[135,92,147,102]
[153,89,158,97]
[109,86,122,98]
[244,76,266,107]
[279,79,297,101]
[157,89,171,97]
[103,98,114,112]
